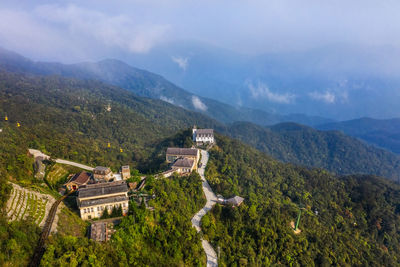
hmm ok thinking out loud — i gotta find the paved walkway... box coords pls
[192,150,218,267]
[55,159,94,171]
[28,148,94,171]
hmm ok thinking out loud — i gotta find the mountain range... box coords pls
[1,48,400,181]
[0,47,332,127]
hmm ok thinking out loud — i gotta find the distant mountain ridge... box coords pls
[0,47,333,127]
[318,117,400,154]
[226,121,400,180]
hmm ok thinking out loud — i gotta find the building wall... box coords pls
[196,136,214,143]
[93,172,113,181]
[171,164,195,174]
[166,154,198,163]
[122,170,130,180]
[79,200,129,220]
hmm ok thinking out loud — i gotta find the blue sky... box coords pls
[0,0,399,62]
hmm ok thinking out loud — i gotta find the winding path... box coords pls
[54,159,94,171]
[29,148,94,171]
[192,150,218,267]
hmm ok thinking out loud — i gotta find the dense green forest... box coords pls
[0,172,206,266]
[2,69,400,184]
[1,68,400,265]
[227,121,400,180]
[203,135,400,266]
[40,172,206,266]
[0,70,221,182]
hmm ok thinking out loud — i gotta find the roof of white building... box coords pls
[196,129,214,135]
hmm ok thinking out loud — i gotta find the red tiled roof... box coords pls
[68,171,92,185]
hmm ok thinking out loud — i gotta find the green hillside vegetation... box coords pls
[0,70,221,183]
[203,135,400,266]
[0,70,214,265]
[1,68,400,265]
[2,63,400,184]
[226,121,400,180]
[41,172,206,266]
[0,47,333,126]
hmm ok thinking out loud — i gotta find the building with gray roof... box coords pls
[77,181,129,220]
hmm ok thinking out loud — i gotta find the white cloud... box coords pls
[309,91,336,103]
[171,56,189,71]
[160,95,174,104]
[248,82,295,104]
[191,96,207,111]
[32,4,170,54]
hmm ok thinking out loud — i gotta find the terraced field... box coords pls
[6,183,56,227]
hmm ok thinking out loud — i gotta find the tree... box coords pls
[101,207,110,219]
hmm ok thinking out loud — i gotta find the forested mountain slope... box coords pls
[203,135,400,265]
[226,121,400,180]
[0,70,222,181]
[0,47,333,126]
[318,117,400,154]
[1,69,400,265]
[1,69,400,183]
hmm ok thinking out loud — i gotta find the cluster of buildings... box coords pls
[166,147,200,175]
[64,165,131,220]
[65,126,216,221]
[161,126,215,176]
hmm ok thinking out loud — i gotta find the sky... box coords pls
[1,0,400,63]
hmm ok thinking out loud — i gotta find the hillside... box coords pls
[226,121,400,180]
[203,135,400,265]
[1,68,400,184]
[0,47,333,126]
[318,117,400,154]
[0,70,223,181]
[1,69,400,265]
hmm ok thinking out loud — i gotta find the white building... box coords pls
[192,126,214,144]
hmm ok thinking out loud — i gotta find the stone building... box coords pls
[166,147,199,164]
[121,165,131,180]
[171,158,196,174]
[77,181,129,220]
[93,166,113,182]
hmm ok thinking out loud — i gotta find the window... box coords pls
[97,207,100,211]
[91,207,94,212]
